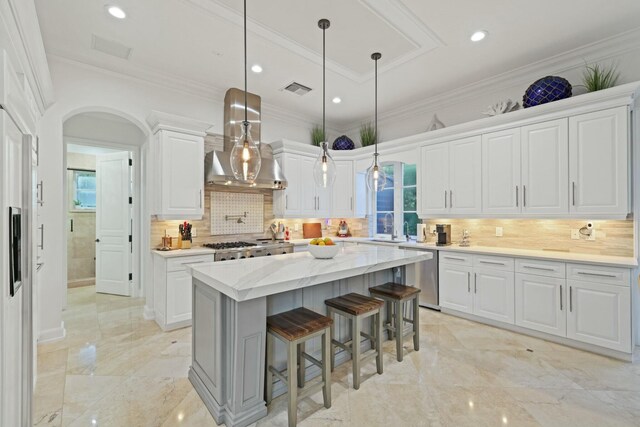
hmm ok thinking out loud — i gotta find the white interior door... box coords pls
[96,151,131,296]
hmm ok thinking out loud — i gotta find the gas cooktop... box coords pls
[203,241,257,250]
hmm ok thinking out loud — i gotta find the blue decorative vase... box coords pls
[523,76,572,108]
[332,135,355,150]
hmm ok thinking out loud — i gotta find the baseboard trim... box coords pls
[143,305,155,320]
[38,322,66,343]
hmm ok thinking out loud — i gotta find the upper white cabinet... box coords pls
[147,112,209,220]
[482,128,521,214]
[420,136,481,215]
[332,160,355,217]
[521,119,569,214]
[569,106,629,215]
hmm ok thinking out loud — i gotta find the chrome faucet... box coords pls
[404,221,410,241]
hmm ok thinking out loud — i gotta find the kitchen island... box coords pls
[185,245,432,427]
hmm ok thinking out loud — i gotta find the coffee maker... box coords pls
[435,224,451,246]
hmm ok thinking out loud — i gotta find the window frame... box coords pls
[69,168,97,212]
[374,161,417,238]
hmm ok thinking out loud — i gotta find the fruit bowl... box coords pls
[308,244,340,259]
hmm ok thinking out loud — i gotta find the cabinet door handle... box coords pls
[350,196,353,211]
[286,195,288,209]
[577,271,618,278]
[572,182,576,206]
[523,185,526,207]
[37,180,44,206]
[450,190,453,208]
[443,256,466,261]
[467,272,470,292]
[523,265,555,272]
[39,224,44,250]
[479,260,506,266]
[560,285,563,311]
[444,190,447,208]
[474,273,477,293]
[516,185,518,207]
[70,219,74,232]
[569,286,573,312]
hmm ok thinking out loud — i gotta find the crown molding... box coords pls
[347,27,640,132]
[146,110,212,135]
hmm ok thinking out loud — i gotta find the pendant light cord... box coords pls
[243,0,248,127]
[374,55,378,158]
[322,23,326,150]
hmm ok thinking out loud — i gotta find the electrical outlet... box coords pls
[326,219,332,227]
[429,225,437,234]
[587,230,596,241]
[571,229,580,240]
[294,223,300,232]
[495,227,503,237]
[191,228,197,237]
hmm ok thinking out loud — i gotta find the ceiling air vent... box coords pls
[91,34,132,60]
[282,82,312,96]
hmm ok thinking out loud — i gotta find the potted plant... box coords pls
[360,123,376,147]
[582,63,620,92]
[311,125,325,147]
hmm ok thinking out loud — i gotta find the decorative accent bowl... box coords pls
[307,244,340,259]
[523,76,572,108]
[332,135,355,150]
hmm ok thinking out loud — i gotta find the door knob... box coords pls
[95,238,100,243]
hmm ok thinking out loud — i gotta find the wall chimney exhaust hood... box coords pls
[205,88,287,189]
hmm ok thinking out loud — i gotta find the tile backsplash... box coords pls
[422,219,634,257]
[210,192,263,235]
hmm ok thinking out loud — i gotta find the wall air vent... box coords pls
[91,34,132,60]
[282,82,312,96]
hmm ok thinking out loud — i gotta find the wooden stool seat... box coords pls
[369,282,421,300]
[267,307,333,341]
[325,293,384,316]
[369,282,421,362]
[266,307,333,427]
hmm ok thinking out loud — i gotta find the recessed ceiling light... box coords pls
[332,97,341,104]
[251,64,262,73]
[107,5,126,19]
[470,30,487,42]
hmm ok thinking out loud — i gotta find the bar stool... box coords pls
[265,307,332,427]
[324,293,384,390]
[369,282,421,362]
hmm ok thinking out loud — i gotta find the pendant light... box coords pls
[230,0,261,183]
[312,18,337,189]
[366,52,387,192]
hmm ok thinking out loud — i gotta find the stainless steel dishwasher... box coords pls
[403,247,439,310]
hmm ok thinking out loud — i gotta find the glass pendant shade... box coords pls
[366,157,387,192]
[230,121,261,182]
[313,142,337,188]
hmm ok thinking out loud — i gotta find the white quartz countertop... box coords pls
[152,248,216,258]
[185,245,432,302]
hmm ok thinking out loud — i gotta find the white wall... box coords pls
[37,57,317,340]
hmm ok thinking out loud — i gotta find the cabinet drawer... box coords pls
[167,255,214,272]
[473,255,514,271]
[516,259,565,278]
[439,252,473,266]
[567,264,630,286]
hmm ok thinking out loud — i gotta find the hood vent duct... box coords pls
[205,88,287,189]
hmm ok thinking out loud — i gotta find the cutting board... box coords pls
[302,223,322,239]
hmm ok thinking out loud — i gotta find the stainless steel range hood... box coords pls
[205,88,287,189]
[205,150,287,189]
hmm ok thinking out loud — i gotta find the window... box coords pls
[375,162,418,237]
[72,170,96,210]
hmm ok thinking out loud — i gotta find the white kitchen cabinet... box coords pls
[420,143,448,215]
[515,273,566,337]
[567,279,631,352]
[449,136,482,214]
[332,160,355,217]
[439,263,473,314]
[482,128,521,214]
[153,253,214,330]
[152,130,204,220]
[473,268,515,324]
[420,136,481,216]
[569,106,628,215]
[521,119,569,215]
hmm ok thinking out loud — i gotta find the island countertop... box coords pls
[185,245,432,302]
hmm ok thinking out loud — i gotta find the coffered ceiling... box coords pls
[35,0,640,130]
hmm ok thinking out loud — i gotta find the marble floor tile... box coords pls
[35,286,640,427]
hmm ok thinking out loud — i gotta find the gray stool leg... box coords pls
[297,342,306,387]
[321,328,331,409]
[413,297,420,351]
[370,314,376,350]
[287,340,298,427]
[265,332,274,405]
[395,301,403,362]
[352,316,362,390]
[329,309,336,372]
[376,311,383,375]
[385,300,394,340]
